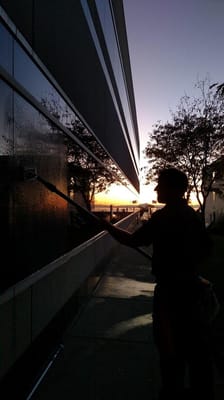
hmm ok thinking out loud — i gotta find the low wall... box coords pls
[0,212,139,380]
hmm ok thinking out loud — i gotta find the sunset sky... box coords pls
[97,0,224,206]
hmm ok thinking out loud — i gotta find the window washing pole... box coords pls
[24,168,152,261]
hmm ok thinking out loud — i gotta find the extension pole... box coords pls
[35,175,152,261]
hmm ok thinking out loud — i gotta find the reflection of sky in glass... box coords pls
[14,92,64,155]
[95,0,139,163]
[1,17,139,193]
[12,40,120,169]
[14,42,76,129]
[0,22,13,74]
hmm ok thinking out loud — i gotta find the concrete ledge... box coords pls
[0,212,139,379]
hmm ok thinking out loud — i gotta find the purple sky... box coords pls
[123,0,224,164]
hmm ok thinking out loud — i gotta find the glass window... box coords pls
[14,42,53,104]
[14,92,65,155]
[14,42,76,128]
[0,79,13,155]
[0,21,13,74]
[0,89,137,292]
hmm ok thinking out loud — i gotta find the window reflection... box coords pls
[0,79,13,155]
[9,26,131,181]
[0,83,134,293]
[14,42,54,105]
[14,92,64,155]
[0,22,13,74]
[0,20,138,293]
[66,130,126,212]
[14,42,76,129]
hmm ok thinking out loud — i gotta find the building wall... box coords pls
[0,1,141,381]
[0,213,140,381]
[0,0,140,190]
[0,78,70,291]
[0,3,140,292]
[205,189,224,226]
[0,2,141,382]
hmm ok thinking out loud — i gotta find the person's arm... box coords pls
[98,217,153,248]
[98,218,132,245]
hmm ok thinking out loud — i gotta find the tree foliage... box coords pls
[143,79,224,221]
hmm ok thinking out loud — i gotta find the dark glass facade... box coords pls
[0,2,139,293]
[0,22,13,73]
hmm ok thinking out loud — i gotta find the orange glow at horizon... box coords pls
[94,182,199,206]
[94,182,157,205]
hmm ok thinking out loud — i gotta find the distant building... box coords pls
[205,157,224,225]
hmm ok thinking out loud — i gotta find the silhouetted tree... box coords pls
[143,78,224,222]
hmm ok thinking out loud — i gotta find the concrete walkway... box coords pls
[30,242,160,400]
[29,240,224,400]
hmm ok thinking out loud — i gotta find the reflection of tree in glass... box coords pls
[41,91,73,127]
[143,78,224,223]
[67,119,125,211]
[41,95,126,211]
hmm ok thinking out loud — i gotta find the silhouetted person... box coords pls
[99,168,214,400]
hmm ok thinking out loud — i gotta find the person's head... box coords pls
[155,168,188,204]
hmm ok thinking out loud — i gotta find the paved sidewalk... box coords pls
[29,241,224,400]
[30,243,160,400]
